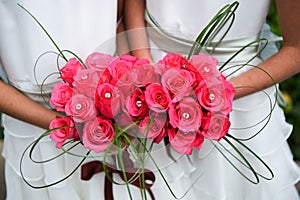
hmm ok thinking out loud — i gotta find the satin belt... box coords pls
[145,10,259,63]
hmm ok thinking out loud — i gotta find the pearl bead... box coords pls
[81,75,88,80]
[204,66,210,72]
[104,92,112,98]
[136,100,142,108]
[209,93,215,100]
[183,112,190,119]
[75,103,82,110]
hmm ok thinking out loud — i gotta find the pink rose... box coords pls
[85,52,115,73]
[133,58,150,67]
[50,82,73,112]
[95,83,120,119]
[49,116,78,148]
[132,63,159,87]
[201,112,231,141]
[145,83,171,113]
[139,112,167,143]
[108,56,137,95]
[72,68,99,98]
[183,63,204,88]
[221,74,235,114]
[98,68,112,84]
[154,63,171,76]
[161,68,193,102]
[168,128,204,155]
[82,117,114,153]
[189,53,219,79]
[108,55,136,79]
[119,55,139,64]
[195,80,226,113]
[125,88,149,119]
[65,94,98,123]
[158,53,188,69]
[195,76,235,115]
[168,97,202,132]
[111,71,136,96]
[155,53,187,77]
[158,53,202,87]
[60,58,83,85]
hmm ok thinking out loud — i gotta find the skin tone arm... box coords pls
[124,0,300,99]
[230,0,300,98]
[124,0,153,62]
[0,80,58,130]
[117,0,131,55]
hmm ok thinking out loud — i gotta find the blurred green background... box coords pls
[0,0,299,160]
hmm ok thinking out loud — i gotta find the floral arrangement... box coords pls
[48,52,235,155]
[19,1,276,199]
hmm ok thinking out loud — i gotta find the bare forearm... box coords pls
[117,0,131,55]
[117,19,131,55]
[231,0,300,99]
[230,46,300,99]
[124,0,153,62]
[0,81,58,129]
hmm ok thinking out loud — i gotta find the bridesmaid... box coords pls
[0,0,133,199]
[123,0,300,199]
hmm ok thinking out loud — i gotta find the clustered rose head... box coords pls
[49,52,235,155]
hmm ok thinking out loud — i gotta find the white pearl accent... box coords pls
[81,75,88,80]
[104,92,112,98]
[75,103,82,110]
[183,112,190,119]
[136,100,142,108]
[209,93,215,100]
[204,66,210,72]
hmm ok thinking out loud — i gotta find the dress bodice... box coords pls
[0,0,117,95]
[146,0,271,41]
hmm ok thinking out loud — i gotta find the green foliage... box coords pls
[267,0,281,36]
[280,74,300,160]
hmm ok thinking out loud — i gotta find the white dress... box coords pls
[139,0,300,200]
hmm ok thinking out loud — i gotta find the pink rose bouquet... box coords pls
[48,52,235,155]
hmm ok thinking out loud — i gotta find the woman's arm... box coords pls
[230,0,300,98]
[124,0,153,62]
[116,0,131,56]
[0,80,58,129]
